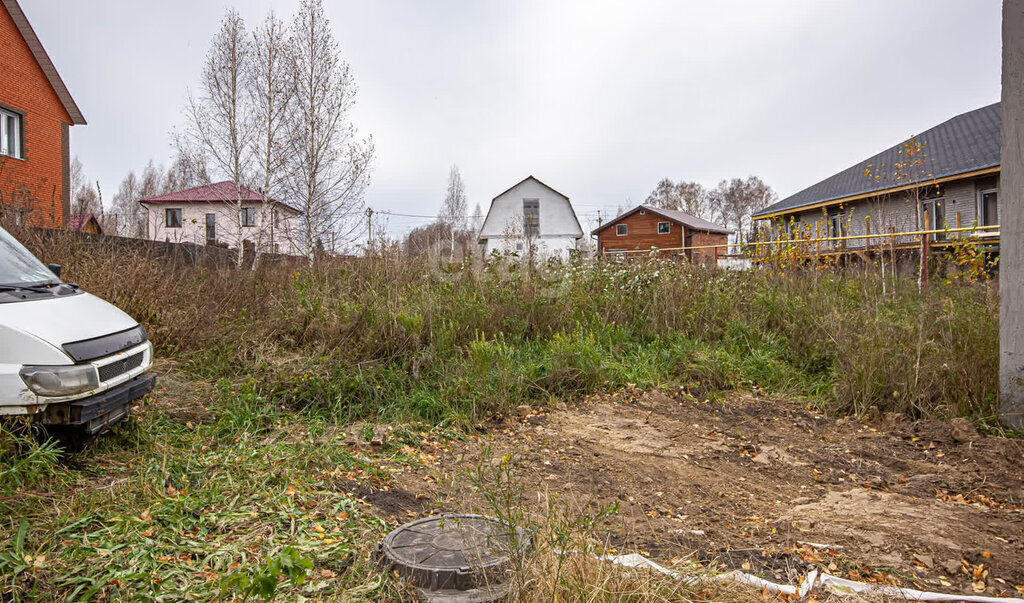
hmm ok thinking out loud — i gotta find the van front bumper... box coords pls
[42,372,156,434]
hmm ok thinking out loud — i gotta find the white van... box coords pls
[0,226,155,447]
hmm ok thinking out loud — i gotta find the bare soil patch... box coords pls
[377,390,1024,597]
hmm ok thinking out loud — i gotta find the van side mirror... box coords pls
[48,263,62,278]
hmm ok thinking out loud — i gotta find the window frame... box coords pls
[978,188,998,228]
[165,208,183,228]
[616,224,628,236]
[522,198,540,238]
[921,198,946,241]
[0,108,23,159]
[240,207,256,228]
[205,213,216,242]
[657,221,671,234]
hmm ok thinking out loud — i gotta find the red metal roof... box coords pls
[140,181,300,214]
[68,213,97,231]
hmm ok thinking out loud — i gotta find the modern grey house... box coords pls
[752,103,1000,252]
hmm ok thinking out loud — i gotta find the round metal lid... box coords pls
[379,514,529,602]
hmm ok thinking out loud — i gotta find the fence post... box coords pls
[1001,0,1024,428]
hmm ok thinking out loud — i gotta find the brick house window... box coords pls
[241,207,256,227]
[165,208,182,228]
[616,224,627,236]
[0,109,22,159]
[657,221,671,234]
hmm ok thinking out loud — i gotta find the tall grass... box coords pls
[19,228,999,423]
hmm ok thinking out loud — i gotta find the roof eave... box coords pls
[752,164,1001,220]
[2,0,86,125]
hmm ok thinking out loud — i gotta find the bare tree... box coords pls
[438,165,467,260]
[184,9,254,267]
[164,142,212,193]
[439,165,467,228]
[645,178,712,219]
[72,182,99,216]
[471,202,483,234]
[112,170,144,237]
[709,176,777,248]
[69,156,85,206]
[286,0,374,261]
[247,10,294,268]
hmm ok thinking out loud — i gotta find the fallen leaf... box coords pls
[285,484,298,497]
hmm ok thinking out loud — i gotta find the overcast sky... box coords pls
[26,0,1001,238]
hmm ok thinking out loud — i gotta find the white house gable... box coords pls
[478,176,583,258]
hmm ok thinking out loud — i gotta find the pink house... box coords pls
[140,181,301,255]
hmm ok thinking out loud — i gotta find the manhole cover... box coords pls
[378,514,529,602]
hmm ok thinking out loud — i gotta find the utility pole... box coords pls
[1000,0,1024,428]
[365,207,374,256]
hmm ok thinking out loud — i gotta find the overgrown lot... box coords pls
[21,230,1001,423]
[0,230,1013,601]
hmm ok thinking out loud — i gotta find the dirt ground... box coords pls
[355,389,1024,598]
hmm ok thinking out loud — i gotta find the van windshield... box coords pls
[0,227,59,287]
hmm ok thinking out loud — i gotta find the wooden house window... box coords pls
[657,222,671,234]
[616,224,627,236]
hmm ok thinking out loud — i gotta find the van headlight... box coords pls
[19,364,99,397]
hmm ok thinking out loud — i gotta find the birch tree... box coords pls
[248,10,294,268]
[112,170,143,237]
[286,0,374,261]
[184,9,254,267]
[471,202,483,234]
[438,165,467,260]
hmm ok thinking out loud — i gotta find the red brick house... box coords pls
[592,205,732,264]
[0,0,86,229]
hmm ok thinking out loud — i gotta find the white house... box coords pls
[477,176,584,258]
[139,181,302,255]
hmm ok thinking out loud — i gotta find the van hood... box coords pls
[0,292,138,361]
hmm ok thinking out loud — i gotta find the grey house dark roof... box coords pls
[591,204,732,235]
[752,103,1000,218]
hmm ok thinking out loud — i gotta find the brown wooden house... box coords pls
[592,205,731,264]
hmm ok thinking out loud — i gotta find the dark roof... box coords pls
[752,102,1001,218]
[140,181,301,214]
[591,204,732,235]
[1,0,86,125]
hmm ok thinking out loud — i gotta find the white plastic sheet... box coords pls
[598,553,1024,603]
